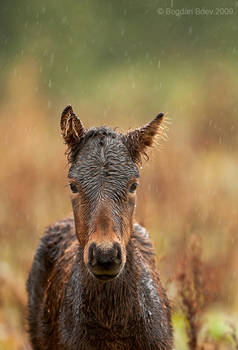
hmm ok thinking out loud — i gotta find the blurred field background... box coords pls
[0,0,238,349]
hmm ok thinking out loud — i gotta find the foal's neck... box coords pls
[80,241,141,328]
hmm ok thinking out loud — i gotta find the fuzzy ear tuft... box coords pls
[124,113,165,163]
[61,105,85,149]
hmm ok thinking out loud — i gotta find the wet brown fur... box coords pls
[27,218,173,349]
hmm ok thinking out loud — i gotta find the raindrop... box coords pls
[121,28,125,37]
[62,16,68,24]
[50,53,55,65]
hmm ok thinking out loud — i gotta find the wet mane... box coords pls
[66,125,149,166]
[67,126,118,163]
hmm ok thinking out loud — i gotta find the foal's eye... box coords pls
[129,182,138,193]
[70,183,78,194]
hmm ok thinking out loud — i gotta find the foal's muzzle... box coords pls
[87,242,123,281]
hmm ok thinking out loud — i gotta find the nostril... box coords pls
[116,247,121,261]
[113,242,122,263]
[88,243,96,265]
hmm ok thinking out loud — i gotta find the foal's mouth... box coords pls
[93,273,119,281]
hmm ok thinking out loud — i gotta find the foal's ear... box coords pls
[124,113,165,163]
[61,105,85,147]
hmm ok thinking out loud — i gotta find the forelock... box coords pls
[67,126,118,163]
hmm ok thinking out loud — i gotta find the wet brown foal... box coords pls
[27,105,173,350]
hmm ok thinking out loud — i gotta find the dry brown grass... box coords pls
[176,235,204,350]
[0,61,238,349]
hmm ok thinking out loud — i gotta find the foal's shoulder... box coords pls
[133,223,150,240]
[27,216,77,297]
[34,216,77,268]
[43,216,75,244]
[132,223,155,262]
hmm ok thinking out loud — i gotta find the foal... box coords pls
[27,105,173,350]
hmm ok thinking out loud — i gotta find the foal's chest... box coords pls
[78,320,160,350]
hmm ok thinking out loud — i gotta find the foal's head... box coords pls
[61,105,164,281]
